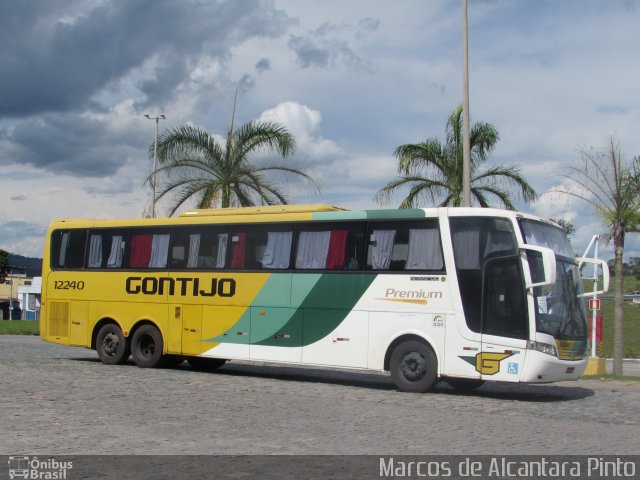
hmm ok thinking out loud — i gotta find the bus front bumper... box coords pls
[521,350,588,383]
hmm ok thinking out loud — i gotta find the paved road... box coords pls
[1,336,639,456]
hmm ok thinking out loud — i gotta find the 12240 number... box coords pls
[53,280,85,290]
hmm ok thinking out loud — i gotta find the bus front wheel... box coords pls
[390,340,438,393]
[131,325,164,368]
[96,323,130,365]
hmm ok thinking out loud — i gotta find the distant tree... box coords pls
[629,257,640,280]
[0,249,8,284]
[555,137,640,375]
[550,218,575,240]
[375,104,537,209]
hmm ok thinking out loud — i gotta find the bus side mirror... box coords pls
[576,257,610,296]
[521,245,556,289]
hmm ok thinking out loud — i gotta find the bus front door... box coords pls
[479,256,528,382]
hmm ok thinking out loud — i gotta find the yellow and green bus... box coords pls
[40,204,607,392]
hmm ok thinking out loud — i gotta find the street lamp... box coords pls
[144,114,166,218]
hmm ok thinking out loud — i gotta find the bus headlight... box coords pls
[528,341,557,357]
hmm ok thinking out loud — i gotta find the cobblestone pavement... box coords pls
[1,336,639,456]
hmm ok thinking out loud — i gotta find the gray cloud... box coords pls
[237,74,256,94]
[0,114,141,177]
[0,0,296,178]
[287,18,379,72]
[287,35,331,68]
[0,0,295,117]
[0,220,46,244]
[255,58,271,72]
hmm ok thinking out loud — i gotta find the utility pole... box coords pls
[144,114,166,218]
[462,0,472,207]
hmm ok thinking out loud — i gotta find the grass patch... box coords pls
[0,320,39,335]
[582,373,640,381]
[594,299,640,358]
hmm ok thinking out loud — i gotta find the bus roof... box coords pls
[179,203,347,217]
[47,205,548,229]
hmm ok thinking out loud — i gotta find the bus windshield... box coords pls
[519,219,589,344]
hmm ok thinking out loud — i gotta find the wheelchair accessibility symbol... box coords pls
[507,362,519,375]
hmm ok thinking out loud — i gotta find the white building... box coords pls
[17,277,41,320]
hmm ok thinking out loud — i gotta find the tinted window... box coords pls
[366,220,444,272]
[127,229,172,269]
[450,217,518,333]
[86,230,128,269]
[51,230,87,269]
[230,224,294,270]
[170,226,230,269]
[482,256,528,339]
[294,222,366,270]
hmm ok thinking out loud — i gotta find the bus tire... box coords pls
[446,378,484,391]
[131,324,164,368]
[390,340,438,393]
[96,323,130,365]
[187,357,227,370]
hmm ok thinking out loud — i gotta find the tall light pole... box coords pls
[462,0,472,207]
[144,114,166,218]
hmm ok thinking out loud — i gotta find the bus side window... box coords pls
[128,230,171,269]
[230,225,293,270]
[86,230,127,269]
[366,221,444,272]
[170,227,229,269]
[52,230,87,270]
[295,223,365,270]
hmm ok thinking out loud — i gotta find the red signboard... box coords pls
[589,299,600,310]
[589,315,603,342]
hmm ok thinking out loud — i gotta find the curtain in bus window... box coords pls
[262,231,293,269]
[107,236,124,268]
[149,234,170,268]
[295,231,331,269]
[186,234,201,268]
[326,230,348,269]
[58,232,69,267]
[452,228,480,269]
[130,234,153,268]
[406,228,443,270]
[230,233,246,269]
[216,233,228,268]
[87,234,103,268]
[371,230,396,269]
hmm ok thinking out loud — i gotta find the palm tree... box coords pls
[375,105,537,209]
[555,138,640,375]
[151,101,317,214]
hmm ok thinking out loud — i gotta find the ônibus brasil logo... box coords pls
[7,456,73,480]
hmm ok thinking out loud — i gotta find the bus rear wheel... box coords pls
[96,323,130,365]
[131,325,164,368]
[390,340,438,393]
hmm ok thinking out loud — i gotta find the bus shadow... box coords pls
[67,356,595,400]
[437,382,595,402]
[197,362,398,391]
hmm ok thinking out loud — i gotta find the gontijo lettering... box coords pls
[125,276,236,297]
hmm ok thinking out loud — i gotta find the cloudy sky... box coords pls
[1,0,639,261]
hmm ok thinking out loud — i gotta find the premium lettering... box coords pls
[125,276,236,297]
[385,288,442,299]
